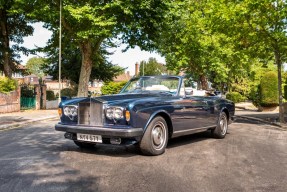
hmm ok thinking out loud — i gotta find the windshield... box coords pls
[120,76,180,95]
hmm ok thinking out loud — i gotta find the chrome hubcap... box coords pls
[152,122,166,150]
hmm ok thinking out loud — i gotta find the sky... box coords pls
[20,23,165,76]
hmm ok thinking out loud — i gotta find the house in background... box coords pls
[23,74,39,84]
[88,71,132,94]
[1,62,136,96]
[44,76,71,96]
[113,71,132,82]
[0,64,27,84]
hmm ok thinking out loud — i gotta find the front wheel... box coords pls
[140,116,168,156]
[212,112,228,139]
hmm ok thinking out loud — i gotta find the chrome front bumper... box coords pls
[55,123,144,138]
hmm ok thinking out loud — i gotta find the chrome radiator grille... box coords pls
[78,102,103,126]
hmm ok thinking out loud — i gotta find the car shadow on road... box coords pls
[67,131,220,157]
[234,117,278,127]
[64,129,234,156]
[167,131,216,149]
[70,143,141,157]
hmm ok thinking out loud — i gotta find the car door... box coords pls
[171,96,216,132]
[186,96,216,128]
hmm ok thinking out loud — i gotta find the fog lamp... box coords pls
[110,138,121,145]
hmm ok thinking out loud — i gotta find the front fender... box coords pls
[142,110,171,134]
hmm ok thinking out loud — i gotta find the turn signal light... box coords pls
[125,110,131,122]
[58,108,62,117]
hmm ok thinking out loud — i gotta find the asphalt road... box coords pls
[0,119,286,192]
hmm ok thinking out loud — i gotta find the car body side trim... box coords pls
[172,126,214,138]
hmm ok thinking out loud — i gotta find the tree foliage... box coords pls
[101,81,127,95]
[41,40,125,84]
[25,57,46,77]
[154,0,286,121]
[138,57,166,76]
[0,0,34,77]
[0,76,17,93]
[156,0,246,90]
[30,0,168,97]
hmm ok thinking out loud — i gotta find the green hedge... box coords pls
[0,77,18,94]
[61,88,77,98]
[101,81,127,95]
[46,90,56,100]
[226,92,245,103]
[260,71,278,107]
[249,84,261,107]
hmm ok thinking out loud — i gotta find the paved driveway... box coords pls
[0,119,286,192]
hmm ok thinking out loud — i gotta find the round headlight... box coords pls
[70,107,77,116]
[63,105,78,119]
[106,106,124,120]
[114,107,124,119]
[106,108,114,119]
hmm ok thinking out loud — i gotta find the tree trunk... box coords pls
[77,41,93,97]
[0,9,12,78]
[274,48,284,123]
[199,74,208,90]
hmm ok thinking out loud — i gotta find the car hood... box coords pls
[60,93,165,107]
[99,93,161,102]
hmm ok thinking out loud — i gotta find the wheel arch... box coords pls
[144,110,173,138]
[221,108,230,122]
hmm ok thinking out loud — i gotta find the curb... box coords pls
[0,116,58,131]
[235,115,287,130]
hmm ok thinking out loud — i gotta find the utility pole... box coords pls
[58,0,62,104]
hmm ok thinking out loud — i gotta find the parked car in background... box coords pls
[55,76,235,156]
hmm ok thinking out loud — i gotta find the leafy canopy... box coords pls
[0,0,34,77]
[139,57,166,76]
[25,57,46,78]
[30,0,168,96]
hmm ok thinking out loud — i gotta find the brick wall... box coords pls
[0,88,20,113]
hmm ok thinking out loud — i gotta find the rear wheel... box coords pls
[212,112,228,139]
[140,116,168,156]
[74,141,95,149]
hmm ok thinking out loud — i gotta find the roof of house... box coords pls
[113,72,131,82]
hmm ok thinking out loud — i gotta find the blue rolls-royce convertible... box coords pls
[55,76,235,155]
